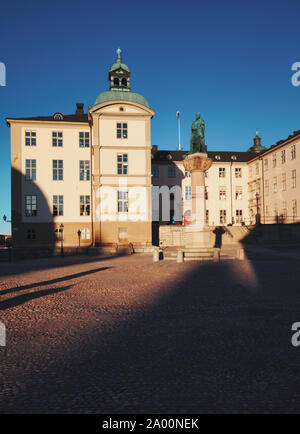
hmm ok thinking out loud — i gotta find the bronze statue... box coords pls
[190,113,206,154]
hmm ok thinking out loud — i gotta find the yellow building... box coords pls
[6,49,154,256]
[5,49,300,256]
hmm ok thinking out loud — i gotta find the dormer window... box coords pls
[215,155,221,160]
[53,113,63,121]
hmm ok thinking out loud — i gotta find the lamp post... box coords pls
[60,224,64,257]
[255,192,260,225]
[176,111,181,151]
[3,215,11,223]
[77,229,81,254]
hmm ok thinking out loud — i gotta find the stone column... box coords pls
[183,152,213,247]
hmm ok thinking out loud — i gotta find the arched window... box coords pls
[114,78,119,87]
[121,78,127,87]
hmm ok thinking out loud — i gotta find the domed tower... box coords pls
[247,131,267,153]
[89,49,155,250]
[109,47,131,91]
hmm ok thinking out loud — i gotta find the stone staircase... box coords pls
[163,247,214,262]
[155,246,242,263]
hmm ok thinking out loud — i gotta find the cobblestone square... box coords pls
[0,249,300,413]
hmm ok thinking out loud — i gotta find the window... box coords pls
[272,154,277,168]
[292,170,296,188]
[281,150,286,164]
[235,187,243,200]
[291,145,296,160]
[206,209,209,224]
[236,210,243,223]
[80,160,90,181]
[25,130,36,146]
[185,170,191,178]
[121,78,127,87]
[80,228,91,240]
[185,186,192,200]
[205,186,208,200]
[53,195,63,216]
[264,159,268,171]
[117,154,128,175]
[152,166,159,178]
[282,173,286,191]
[25,159,36,180]
[79,132,89,148]
[52,131,63,147]
[292,200,297,218]
[282,202,287,219]
[116,122,128,139]
[114,78,119,87]
[220,210,227,224]
[168,166,176,178]
[118,191,128,212]
[235,168,242,178]
[219,168,225,178]
[53,160,63,180]
[273,177,277,193]
[265,179,269,196]
[219,187,226,200]
[25,195,37,217]
[80,195,90,216]
[27,229,36,240]
[54,113,63,121]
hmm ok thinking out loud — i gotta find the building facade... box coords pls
[6,49,300,255]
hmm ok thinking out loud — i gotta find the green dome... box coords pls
[109,62,130,73]
[94,90,150,108]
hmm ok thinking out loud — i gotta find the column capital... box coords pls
[183,153,213,173]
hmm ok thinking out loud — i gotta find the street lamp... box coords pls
[77,229,81,254]
[60,224,64,257]
[176,111,181,151]
[255,192,261,225]
[3,215,11,223]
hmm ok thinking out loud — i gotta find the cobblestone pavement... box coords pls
[0,251,300,414]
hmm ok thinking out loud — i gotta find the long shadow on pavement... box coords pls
[1,253,300,413]
[0,266,112,297]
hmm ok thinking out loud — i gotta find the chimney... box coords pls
[76,103,84,116]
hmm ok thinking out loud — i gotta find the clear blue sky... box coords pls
[1,0,300,234]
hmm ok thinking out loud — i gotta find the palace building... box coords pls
[6,49,300,255]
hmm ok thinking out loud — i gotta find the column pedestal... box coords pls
[183,152,213,248]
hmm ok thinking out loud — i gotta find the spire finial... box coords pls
[255,130,260,137]
[116,47,122,62]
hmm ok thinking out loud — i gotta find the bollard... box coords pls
[153,247,159,262]
[213,248,220,263]
[237,247,245,260]
[177,249,184,263]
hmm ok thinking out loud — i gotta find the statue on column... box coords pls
[190,113,206,154]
